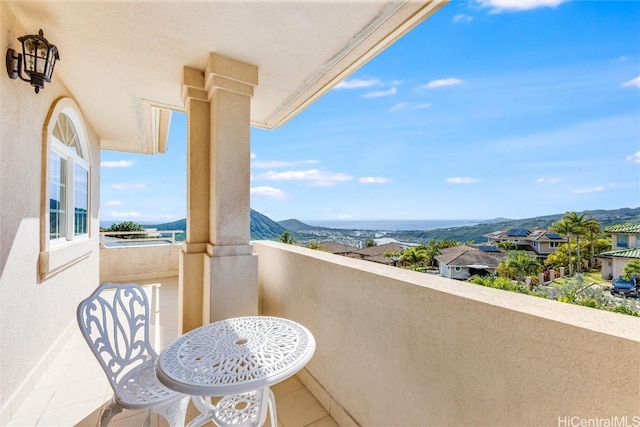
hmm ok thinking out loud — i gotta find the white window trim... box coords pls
[40,97,93,279]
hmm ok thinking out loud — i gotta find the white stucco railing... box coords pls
[253,240,640,427]
[100,230,184,247]
[99,234,183,283]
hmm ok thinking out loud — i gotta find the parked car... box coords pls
[609,276,639,299]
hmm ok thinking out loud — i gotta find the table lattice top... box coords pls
[156,316,316,395]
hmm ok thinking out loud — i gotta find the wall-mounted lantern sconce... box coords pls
[6,29,60,94]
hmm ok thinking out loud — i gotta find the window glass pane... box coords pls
[49,152,67,240]
[618,235,628,248]
[74,164,89,236]
[52,113,82,158]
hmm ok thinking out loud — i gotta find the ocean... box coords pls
[303,219,483,231]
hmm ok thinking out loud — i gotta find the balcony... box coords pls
[7,241,640,426]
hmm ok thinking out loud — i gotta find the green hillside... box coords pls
[151,209,287,241]
[150,207,639,245]
[387,207,640,244]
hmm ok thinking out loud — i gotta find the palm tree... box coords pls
[582,217,601,270]
[383,251,402,267]
[400,247,428,270]
[550,218,576,276]
[502,251,543,284]
[564,211,588,273]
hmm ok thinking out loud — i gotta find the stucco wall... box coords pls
[0,3,101,416]
[100,244,182,283]
[255,241,640,426]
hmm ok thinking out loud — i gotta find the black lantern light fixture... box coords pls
[6,29,60,94]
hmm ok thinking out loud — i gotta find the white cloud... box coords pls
[445,177,478,184]
[105,200,123,206]
[358,177,390,184]
[250,186,287,199]
[335,78,380,90]
[388,102,432,112]
[260,169,353,187]
[571,186,603,194]
[621,76,640,88]
[453,14,473,23]
[111,183,146,190]
[337,214,353,219]
[476,0,568,13]
[617,56,628,62]
[536,177,562,183]
[626,151,640,164]
[361,87,397,98]
[101,160,134,168]
[419,78,464,89]
[389,102,409,112]
[252,159,319,168]
[109,211,141,218]
[250,153,256,159]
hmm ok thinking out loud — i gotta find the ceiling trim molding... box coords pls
[256,0,448,129]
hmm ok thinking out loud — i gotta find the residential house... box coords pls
[315,242,358,256]
[598,224,640,280]
[435,245,506,279]
[348,242,407,265]
[484,227,567,261]
[2,1,639,426]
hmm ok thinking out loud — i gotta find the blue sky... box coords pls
[100,0,640,223]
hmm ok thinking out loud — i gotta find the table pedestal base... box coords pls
[187,388,276,427]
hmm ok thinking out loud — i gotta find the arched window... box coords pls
[45,98,90,244]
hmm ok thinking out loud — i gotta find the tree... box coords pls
[383,251,402,267]
[564,211,589,273]
[582,217,602,270]
[305,241,324,250]
[400,247,428,270]
[107,221,147,239]
[622,260,640,280]
[499,251,543,284]
[550,218,576,276]
[364,239,377,247]
[278,231,296,244]
[545,238,609,272]
[497,241,518,251]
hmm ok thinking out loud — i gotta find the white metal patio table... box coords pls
[156,316,316,427]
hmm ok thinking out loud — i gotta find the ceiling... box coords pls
[6,0,447,154]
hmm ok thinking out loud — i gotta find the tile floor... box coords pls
[7,278,337,427]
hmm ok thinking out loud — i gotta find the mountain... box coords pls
[386,207,640,244]
[276,218,334,231]
[250,209,287,240]
[147,207,639,245]
[150,209,287,241]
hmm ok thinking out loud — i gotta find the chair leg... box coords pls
[154,395,190,427]
[99,397,124,427]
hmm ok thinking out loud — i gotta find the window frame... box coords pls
[49,131,90,243]
[40,97,93,279]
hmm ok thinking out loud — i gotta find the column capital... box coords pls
[182,66,208,104]
[205,53,258,97]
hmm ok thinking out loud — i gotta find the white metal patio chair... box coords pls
[77,282,189,427]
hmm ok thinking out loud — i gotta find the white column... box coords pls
[180,53,259,328]
[204,54,259,322]
[179,67,210,333]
